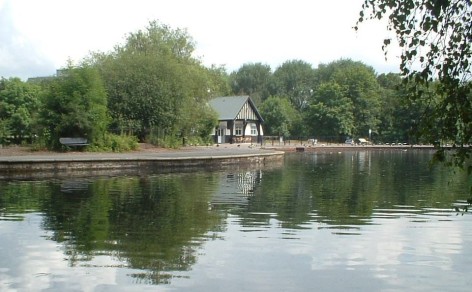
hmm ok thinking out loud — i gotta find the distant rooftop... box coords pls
[27,69,69,83]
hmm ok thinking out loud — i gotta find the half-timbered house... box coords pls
[209,96,264,144]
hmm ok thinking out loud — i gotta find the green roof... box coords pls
[209,96,263,122]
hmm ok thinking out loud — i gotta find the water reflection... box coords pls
[1,150,471,291]
[211,170,262,207]
[241,150,470,231]
[0,173,225,287]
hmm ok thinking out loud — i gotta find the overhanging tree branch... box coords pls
[356,0,472,170]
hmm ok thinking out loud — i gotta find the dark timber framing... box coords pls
[209,96,264,144]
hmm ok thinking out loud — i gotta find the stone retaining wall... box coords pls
[0,152,284,180]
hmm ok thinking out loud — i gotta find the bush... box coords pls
[88,133,138,152]
[146,130,214,148]
[147,134,181,149]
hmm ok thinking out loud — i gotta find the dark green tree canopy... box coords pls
[259,96,298,137]
[271,60,317,111]
[39,65,109,149]
[229,63,272,105]
[0,77,41,142]
[91,21,221,142]
[313,59,382,137]
[306,82,354,140]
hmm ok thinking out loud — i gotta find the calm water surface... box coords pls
[1,150,471,291]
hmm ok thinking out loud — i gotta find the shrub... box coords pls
[88,133,138,152]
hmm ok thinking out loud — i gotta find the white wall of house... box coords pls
[213,120,263,144]
[244,123,258,136]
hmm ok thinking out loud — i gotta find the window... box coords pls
[251,124,257,135]
[235,127,242,136]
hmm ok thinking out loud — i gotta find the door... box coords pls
[217,128,225,144]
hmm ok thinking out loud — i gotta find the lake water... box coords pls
[1,150,471,291]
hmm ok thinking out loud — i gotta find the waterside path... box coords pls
[0,144,284,179]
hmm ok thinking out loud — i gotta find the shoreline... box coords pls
[262,144,437,152]
[0,141,438,154]
[0,143,441,180]
[0,144,284,179]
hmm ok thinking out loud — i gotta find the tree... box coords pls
[376,73,407,142]
[0,118,11,145]
[229,63,272,105]
[93,21,195,139]
[376,73,430,144]
[259,96,298,137]
[39,65,109,149]
[205,65,232,98]
[0,78,41,143]
[92,21,222,143]
[356,0,472,169]
[271,60,317,111]
[314,59,382,137]
[305,82,354,141]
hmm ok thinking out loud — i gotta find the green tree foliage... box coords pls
[376,73,407,142]
[5,12,468,152]
[205,65,232,98]
[305,82,354,140]
[376,73,429,144]
[96,49,185,139]
[93,21,221,143]
[259,96,298,137]
[39,65,109,149]
[312,59,382,138]
[0,118,11,145]
[229,63,272,105]
[271,60,317,111]
[356,0,472,168]
[0,77,41,143]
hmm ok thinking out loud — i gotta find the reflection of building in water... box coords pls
[234,170,262,195]
[60,179,92,193]
[355,151,371,173]
[211,170,263,206]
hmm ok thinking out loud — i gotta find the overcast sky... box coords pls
[0,0,400,80]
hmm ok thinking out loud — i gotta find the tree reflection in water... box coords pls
[1,173,224,284]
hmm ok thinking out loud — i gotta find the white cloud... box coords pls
[0,0,401,80]
[0,0,56,79]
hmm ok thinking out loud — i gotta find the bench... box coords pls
[59,137,89,147]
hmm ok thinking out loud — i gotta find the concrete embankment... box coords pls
[0,146,284,179]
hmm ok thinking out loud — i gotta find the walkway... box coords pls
[0,144,284,179]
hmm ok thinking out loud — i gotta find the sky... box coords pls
[0,0,401,80]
